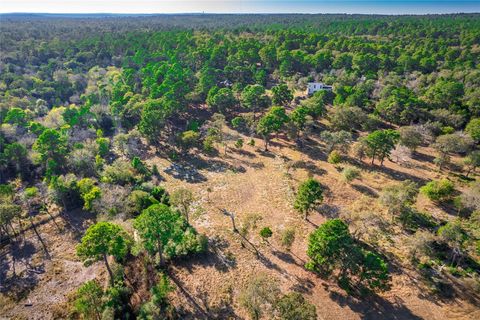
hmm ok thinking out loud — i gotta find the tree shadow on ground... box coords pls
[257,149,276,158]
[193,286,241,320]
[168,270,241,320]
[301,141,328,162]
[0,239,44,300]
[229,148,256,159]
[175,236,236,273]
[348,159,428,185]
[289,277,316,294]
[269,138,293,150]
[168,271,210,320]
[271,250,305,268]
[316,203,341,219]
[163,162,208,183]
[184,154,250,175]
[329,290,423,320]
[291,159,327,176]
[412,150,436,163]
[351,183,379,198]
[60,208,96,241]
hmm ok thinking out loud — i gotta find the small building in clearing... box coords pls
[306,82,333,95]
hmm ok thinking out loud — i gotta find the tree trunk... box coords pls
[465,166,472,177]
[157,241,165,267]
[184,207,190,224]
[103,253,115,287]
[264,136,268,151]
[230,213,238,233]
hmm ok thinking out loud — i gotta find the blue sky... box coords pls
[1,1,479,14]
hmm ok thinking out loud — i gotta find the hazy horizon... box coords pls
[1,1,480,15]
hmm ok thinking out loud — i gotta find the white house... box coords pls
[306,82,333,95]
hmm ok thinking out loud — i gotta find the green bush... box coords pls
[101,159,136,185]
[235,138,244,149]
[280,228,295,251]
[420,179,455,202]
[203,135,216,153]
[259,227,273,241]
[73,280,104,319]
[276,292,317,320]
[127,190,158,216]
[327,150,342,164]
[341,166,360,183]
[231,116,246,129]
[179,130,200,150]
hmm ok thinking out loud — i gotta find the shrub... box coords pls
[131,156,150,176]
[235,138,244,149]
[96,137,110,157]
[341,166,360,183]
[259,227,273,242]
[280,228,295,251]
[465,118,480,142]
[239,273,280,320]
[379,180,418,216]
[179,130,200,150]
[275,292,317,320]
[126,190,157,216]
[441,126,455,134]
[101,159,136,185]
[420,179,455,202]
[231,116,246,130]
[327,150,341,164]
[150,186,170,205]
[73,280,104,319]
[203,135,216,153]
[138,273,175,320]
[399,126,423,151]
[78,178,101,211]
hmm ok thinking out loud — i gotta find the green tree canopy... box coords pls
[257,106,288,151]
[133,204,204,266]
[294,178,323,220]
[206,87,237,113]
[241,84,271,115]
[77,222,131,286]
[271,84,293,106]
[306,219,390,294]
[362,129,400,165]
[33,128,68,177]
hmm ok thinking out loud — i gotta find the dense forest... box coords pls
[1,13,480,319]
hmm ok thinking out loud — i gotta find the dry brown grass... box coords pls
[143,128,479,319]
[1,125,478,319]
